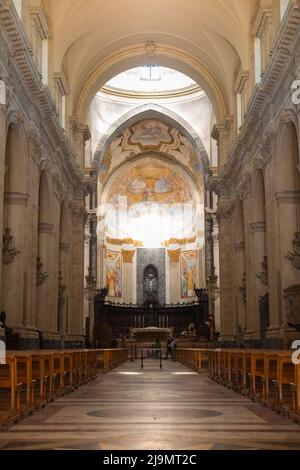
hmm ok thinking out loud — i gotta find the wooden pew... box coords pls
[0,354,20,426]
[250,350,265,401]
[30,351,47,408]
[176,349,209,372]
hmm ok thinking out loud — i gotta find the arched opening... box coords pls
[276,122,300,328]
[1,123,28,336]
[87,60,218,345]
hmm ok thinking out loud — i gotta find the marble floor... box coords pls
[1,359,300,450]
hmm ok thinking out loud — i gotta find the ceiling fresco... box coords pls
[98,119,204,186]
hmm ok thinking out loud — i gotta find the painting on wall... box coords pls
[98,119,205,188]
[131,120,172,147]
[106,251,122,298]
[181,251,197,298]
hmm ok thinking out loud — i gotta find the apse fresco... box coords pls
[104,156,199,247]
[106,251,122,298]
[181,251,197,298]
[107,157,193,206]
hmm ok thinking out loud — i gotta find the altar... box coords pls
[132,327,172,342]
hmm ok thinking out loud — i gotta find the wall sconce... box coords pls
[205,267,220,302]
[84,267,97,301]
[58,271,67,305]
[2,228,19,265]
[239,273,247,303]
[37,257,48,286]
[256,256,269,286]
[286,233,300,270]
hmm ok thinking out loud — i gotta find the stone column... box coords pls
[216,198,235,341]
[122,249,135,304]
[36,222,53,333]
[234,242,246,331]
[59,240,70,335]
[243,187,261,341]
[68,201,86,346]
[167,249,180,304]
[262,137,282,340]
[251,221,268,328]
[0,103,6,304]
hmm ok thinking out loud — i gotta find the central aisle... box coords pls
[1,359,300,450]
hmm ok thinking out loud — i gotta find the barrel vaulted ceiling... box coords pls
[43,0,257,122]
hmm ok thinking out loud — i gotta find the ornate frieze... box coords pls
[0,0,84,192]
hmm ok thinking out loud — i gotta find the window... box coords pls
[12,0,22,18]
[54,74,69,129]
[280,0,289,20]
[254,37,262,84]
[237,93,242,131]
[29,7,49,83]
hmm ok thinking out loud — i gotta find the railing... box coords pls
[0,348,128,428]
[176,348,209,372]
[176,348,300,422]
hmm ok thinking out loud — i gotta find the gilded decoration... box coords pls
[121,249,135,263]
[167,249,181,263]
[106,237,143,247]
[98,119,204,186]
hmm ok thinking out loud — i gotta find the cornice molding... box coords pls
[219,1,300,188]
[0,1,83,191]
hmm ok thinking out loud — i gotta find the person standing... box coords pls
[166,336,172,359]
[171,337,177,361]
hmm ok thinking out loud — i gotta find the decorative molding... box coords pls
[220,2,300,187]
[0,1,83,190]
[251,221,266,234]
[167,249,181,263]
[38,223,53,234]
[29,6,48,40]
[163,236,196,247]
[70,116,91,142]
[275,191,300,205]
[234,71,250,95]
[216,198,234,222]
[145,41,156,58]
[106,237,143,247]
[252,0,273,39]
[53,72,69,96]
[121,249,135,263]
[71,202,87,224]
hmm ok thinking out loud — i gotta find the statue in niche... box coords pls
[144,265,158,298]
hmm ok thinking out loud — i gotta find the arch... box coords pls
[4,122,28,197]
[75,44,228,124]
[277,122,300,194]
[1,121,29,329]
[99,151,203,208]
[144,264,158,279]
[92,106,210,178]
